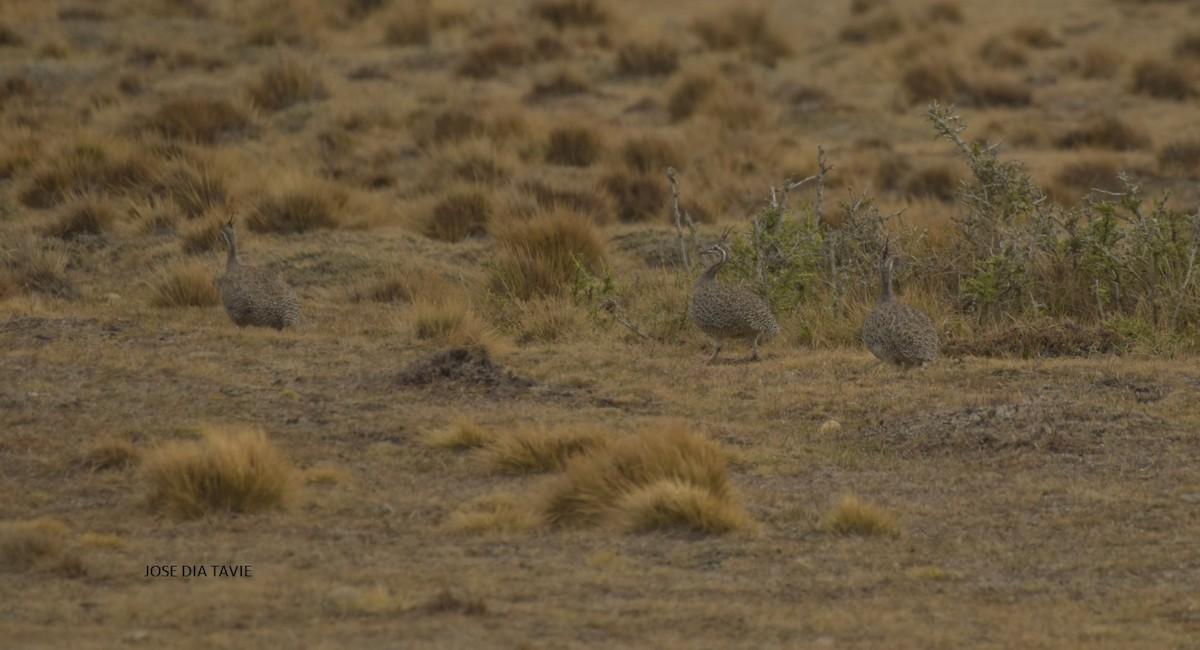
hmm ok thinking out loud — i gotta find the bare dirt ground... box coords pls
[2,0,1200,648]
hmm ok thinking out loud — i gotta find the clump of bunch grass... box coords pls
[247,179,346,234]
[692,7,791,65]
[1055,115,1150,151]
[544,125,605,167]
[445,494,538,535]
[142,95,255,144]
[351,265,447,304]
[0,517,80,574]
[540,421,753,534]
[247,55,328,111]
[425,188,490,242]
[20,135,152,209]
[531,0,609,29]
[489,209,606,300]
[143,426,296,519]
[1131,59,1195,100]
[0,237,77,299]
[81,436,141,471]
[616,39,679,76]
[42,195,119,240]
[526,67,592,101]
[180,212,227,253]
[407,294,496,348]
[1158,140,1200,177]
[600,169,666,222]
[151,261,219,307]
[383,0,433,46]
[825,494,899,537]
[486,424,611,474]
[423,417,493,451]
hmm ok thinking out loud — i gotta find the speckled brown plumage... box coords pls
[219,219,300,330]
[861,247,937,369]
[689,242,779,363]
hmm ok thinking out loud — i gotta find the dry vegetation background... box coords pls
[2,0,1200,647]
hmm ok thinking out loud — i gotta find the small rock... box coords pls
[123,629,150,644]
[369,503,394,516]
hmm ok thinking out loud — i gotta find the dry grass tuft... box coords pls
[1050,159,1125,203]
[445,494,539,535]
[924,1,963,24]
[143,95,255,144]
[825,495,899,538]
[531,0,609,29]
[152,156,229,219]
[692,8,791,65]
[1010,24,1061,49]
[423,418,493,451]
[897,60,965,106]
[322,586,401,616]
[151,261,219,308]
[943,318,1124,358]
[510,296,586,344]
[143,426,296,519]
[407,295,496,348]
[247,55,328,111]
[620,134,680,174]
[1158,140,1200,177]
[520,180,615,225]
[1078,44,1122,79]
[979,36,1028,69]
[180,213,227,254]
[422,588,488,615]
[20,137,152,209]
[1131,59,1196,100]
[351,265,448,304]
[1174,31,1200,59]
[247,180,345,234]
[1056,115,1150,151]
[0,237,77,299]
[526,67,592,102]
[81,436,141,471]
[903,164,961,202]
[840,10,906,43]
[457,34,535,79]
[616,39,679,76]
[42,195,119,240]
[601,169,666,222]
[615,478,757,534]
[486,424,611,474]
[425,188,491,242]
[667,67,722,122]
[544,125,605,167]
[965,76,1032,108]
[0,517,70,571]
[489,209,605,299]
[541,421,752,534]
[384,0,434,46]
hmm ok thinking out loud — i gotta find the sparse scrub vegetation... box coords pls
[446,494,538,534]
[81,437,141,471]
[0,237,77,298]
[42,195,119,240]
[143,427,296,519]
[423,418,493,450]
[20,136,151,208]
[142,95,255,144]
[692,8,791,65]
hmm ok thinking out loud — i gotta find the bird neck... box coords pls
[700,249,727,282]
[879,261,894,303]
[225,236,239,269]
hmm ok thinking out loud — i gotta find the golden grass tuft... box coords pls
[541,421,753,534]
[616,39,679,76]
[526,67,592,101]
[247,55,328,111]
[425,188,490,242]
[667,68,720,122]
[407,295,496,348]
[0,237,77,299]
[153,156,229,219]
[1077,44,1122,79]
[531,0,610,29]
[978,36,1028,69]
[0,517,68,571]
[243,0,327,47]
[322,586,402,616]
[42,195,119,240]
[825,495,900,538]
[600,168,666,222]
[486,424,611,474]
[897,60,965,106]
[247,179,346,234]
[445,493,539,535]
[489,208,606,300]
[151,261,219,308]
[82,436,141,472]
[351,265,448,304]
[544,125,605,167]
[519,180,615,225]
[383,0,433,46]
[143,426,296,519]
[143,95,255,144]
[423,417,493,451]
[510,296,586,344]
[839,10,906,44]
[1158,140,1200,177]
[1056,115,1150,151]
[620,134,680,175]
[902,163,961,202]
[692,8,790,65]
[180,212,227,253]
[457,34,535,79]
[20,136,152,209]
[1131,59,1196,100]
[303,466,345,486]
[614,478,758,534]
[1049,158,1124,204]
[1010,24,1061,49]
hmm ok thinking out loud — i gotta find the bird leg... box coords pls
[708,339,724,364]
[749,334,760,361]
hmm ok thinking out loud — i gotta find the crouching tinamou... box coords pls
[861,242,937,370]
[689,232,780,363]
[218,218,301,330]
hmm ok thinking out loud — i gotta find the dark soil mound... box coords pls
[396,347,533,395]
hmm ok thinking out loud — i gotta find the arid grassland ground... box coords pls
[2,0,1200,648]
